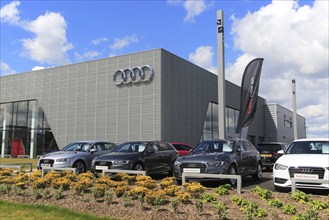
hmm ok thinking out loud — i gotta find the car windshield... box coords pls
[192,141,233,154]
[115,142,146,153]
[256,144,282,153]
[62,142,91,152]
[286,141,329,154]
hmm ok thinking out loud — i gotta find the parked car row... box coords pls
[37,138,329,191]
[37,139,261,181]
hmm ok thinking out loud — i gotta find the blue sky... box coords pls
[1,0,328,139]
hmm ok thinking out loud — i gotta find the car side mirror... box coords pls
[277,149,284,154]
[90,149,97,154]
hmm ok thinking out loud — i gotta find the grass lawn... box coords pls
[0,200,117,220]
[0,158,38,169]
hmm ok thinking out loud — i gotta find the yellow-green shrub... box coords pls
[0,177,15,185]
[113,185,129,197]
[44,171,61,182]
[136,179,157,189]
[0,169,13,177]
[159,177,176,189]
[76,171,95,180]
[15,182,26,189]
[32,178,50,189]
[51,177,71,190]
[163,185,181,197]
[135,175,152,182]
[29,171,42,182]
[71,177,93,194]
[144,190,167,206]
[128,186,149,199]
[175,191,191,204]
[184,182,206,198]
[122,175,136,185]
[115,172,129,181]
[14,174,28,183]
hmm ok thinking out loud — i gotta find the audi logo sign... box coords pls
[113,65,154,86]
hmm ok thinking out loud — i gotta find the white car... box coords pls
[273,138,329,192]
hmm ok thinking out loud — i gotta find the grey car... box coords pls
[37,141,117,173]
[173,139,262,185]
[91,141,179,175]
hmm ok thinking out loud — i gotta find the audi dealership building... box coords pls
[0,48,306,158]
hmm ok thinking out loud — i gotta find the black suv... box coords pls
[256,142,288,170]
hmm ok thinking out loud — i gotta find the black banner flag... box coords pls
[236,58,264,133]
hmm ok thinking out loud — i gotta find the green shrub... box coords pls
[213,202,228,219]
[215,185,230,196]
[251,186,272,200]
[309,199,328,210]
[195,199,204,214]
[268,198,284,208]
[283,204,297,215]
[54,187,64,200]
[104,190,114,204]
[292,190,310,203]
[291,208,320,220]
[231,195,250,208]
[202,193,217,203]
[171,197,180,213]
[243,202,267,219]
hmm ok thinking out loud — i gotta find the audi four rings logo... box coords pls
[300,168,313,173]
[113,65,154,86]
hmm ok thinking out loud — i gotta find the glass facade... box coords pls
[0,100,58,158]
[201,102,240,141]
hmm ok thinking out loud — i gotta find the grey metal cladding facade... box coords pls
[160,50,217,146]
[160,49,266,147]
[0,49,162,149]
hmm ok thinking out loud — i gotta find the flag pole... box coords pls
[217,10,226,139]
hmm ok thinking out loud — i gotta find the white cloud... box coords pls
[183,0,208,23]
[92,37,108,45]
[21,12,73,65]
[74,51,101,62]
[1,1,73,66]
[32,66,45,71]
[189,46,217,74]
[166,0,183,6]
[0,61,16,76]
[0,1,20,25]
[110,33,139,50]
[226,0,329,138]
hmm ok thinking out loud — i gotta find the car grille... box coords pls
[39,159,54,166]
[180,163,207,173]
[289,167,325,179]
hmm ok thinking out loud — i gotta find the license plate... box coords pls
[294,173,318,179]
[95,165,108,170]
[183,168,200,173]
[41,163,51,168]
[261,154,272,157]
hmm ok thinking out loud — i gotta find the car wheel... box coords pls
[228,165,237,186]
[73,160,86,174]
[133,162,144,171]
[252,163,263,180]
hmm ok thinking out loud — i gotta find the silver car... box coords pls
[37,141,117,173]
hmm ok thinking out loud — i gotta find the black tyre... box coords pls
[73,160,86,174]
[252,163,263,180]
[133,162,144,171]
[228,165,237,186]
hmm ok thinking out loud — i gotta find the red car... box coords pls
[170,142,193,156]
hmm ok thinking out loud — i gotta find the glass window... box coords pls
[104,143,116,151]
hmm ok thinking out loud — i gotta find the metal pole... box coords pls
[217,10,226,139]
[292,79,298,140]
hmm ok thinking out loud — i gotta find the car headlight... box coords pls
[55,158,70,162]
[274,163,288,170]
[112,160,130,165]
[174,160,181,166]
[207,161,224,167]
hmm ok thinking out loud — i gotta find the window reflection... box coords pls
[0,100,58,158]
